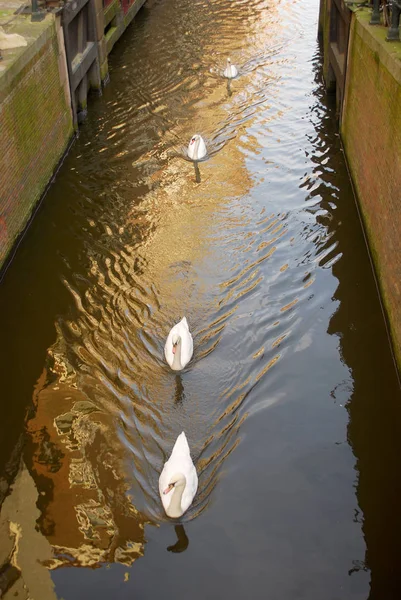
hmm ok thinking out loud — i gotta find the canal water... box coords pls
[1,0,401,598]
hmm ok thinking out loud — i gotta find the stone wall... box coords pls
[341,9,401,367]
[0,17,74,269]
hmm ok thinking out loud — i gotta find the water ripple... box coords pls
[25,0,345,567]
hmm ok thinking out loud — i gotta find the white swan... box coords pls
[159,432,198,518]
[164,317,193,371]
[187,134,207,160]
[223,58,238,79]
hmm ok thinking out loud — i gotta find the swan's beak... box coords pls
[190,138,195,144]
[172,342,177,354]
[163,484,174,495]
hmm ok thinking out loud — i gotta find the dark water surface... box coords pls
[1,0,401,598]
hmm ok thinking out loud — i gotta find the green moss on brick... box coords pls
[100,59,109,82]
[341,11,401,371]
[0,18,73,267]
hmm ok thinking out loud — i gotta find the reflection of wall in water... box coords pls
[315,80,401,598]
[0,463,57,599]
[24,346,149,569]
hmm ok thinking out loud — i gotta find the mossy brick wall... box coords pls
[0,20,73,269]
[341,12,401,367]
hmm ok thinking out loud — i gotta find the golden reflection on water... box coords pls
[25,348,148,570]
[142,151,253,287]
[16,11,270,574]
[0,0,325,589]
[19,56,267,579]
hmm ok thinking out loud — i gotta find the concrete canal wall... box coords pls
[319,1,401,370]
[0,0,145,273]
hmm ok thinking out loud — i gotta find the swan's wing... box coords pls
[177,320,193,367]
[171,431,191,456]
[180,317,189,330]
[197,137,207,159]
[164,326,176,366]
[160,432,190,479]
[181,463,198,513]
[171,433,197,511]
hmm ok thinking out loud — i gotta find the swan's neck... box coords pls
[172,340,182,370]
[167,476,186,518]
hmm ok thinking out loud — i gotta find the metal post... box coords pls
[31,0,45,22]
[387,0,401,40]
[370,0,381,24]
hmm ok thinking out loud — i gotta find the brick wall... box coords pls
[341,10,401,367]
[0,18,74,269]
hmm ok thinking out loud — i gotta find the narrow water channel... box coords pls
[1,0,401,598]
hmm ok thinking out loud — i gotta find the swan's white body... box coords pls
[187,134,207,160]
[159,432,198,518]
[164,317,193,371]
[223,58,238,79]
